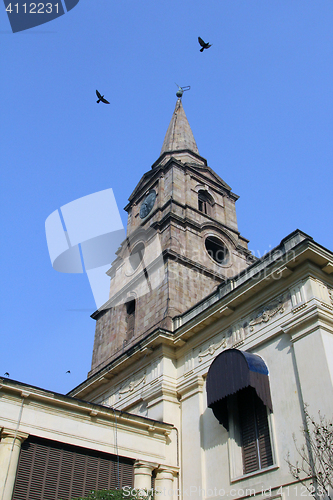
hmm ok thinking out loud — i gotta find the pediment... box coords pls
[126,166,162,207]
[125,157,236,212]
[189,165,232,192]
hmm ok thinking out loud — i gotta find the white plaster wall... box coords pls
[321,329,333,387]
[293,329,333,416]
[200,389,229,492]
[181,392,204,500]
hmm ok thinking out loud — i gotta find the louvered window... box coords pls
[238,388,273,474]
[12,436,134,500]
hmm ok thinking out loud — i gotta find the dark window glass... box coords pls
[205,236,229,265]
[126,299,135,339]
[198,190,213,215]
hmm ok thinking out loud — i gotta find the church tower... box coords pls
[89,97,254,376]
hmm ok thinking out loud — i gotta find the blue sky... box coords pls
[1,0,332,394]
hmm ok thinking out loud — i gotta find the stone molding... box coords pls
[329,288,333,305]
[134,459,159,472]
[0,428,29,443]
[156,465,179,476]
[249,300,285,332]
[198,337,227,362]
[119,374,146,397]
[143,378,178,406]
[282,303,333,341]
[177,375,205,401]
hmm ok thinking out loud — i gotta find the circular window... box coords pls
[129,242,145,271]
[205,236,229,265]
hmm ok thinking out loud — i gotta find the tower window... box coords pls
[129,243,145,271]
[126,299,135,339]
[205,236,229,265]
[198,190,213,215]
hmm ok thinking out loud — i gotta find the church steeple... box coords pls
[160,98,199,155]
[89,97,254,377]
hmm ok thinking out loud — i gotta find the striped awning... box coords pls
[206,349,272,429]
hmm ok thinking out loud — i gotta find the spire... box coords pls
[160,99,199,155]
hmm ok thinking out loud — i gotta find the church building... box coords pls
[1,96,333,500]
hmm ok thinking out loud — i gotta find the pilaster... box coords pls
[155,467,178,500]
[134,460,158,491]
[0,428,29,500]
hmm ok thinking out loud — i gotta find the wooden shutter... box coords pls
[238,389,259,474]
[238,388,273,474]
[255,397,273,469]
[12,436,134,500]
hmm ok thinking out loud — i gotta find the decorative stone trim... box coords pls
[249,301,285,331]
[329,288,333,305]
[0,428,29,443]
[292,303,307,314]
[177,375,205,401]
[198,337,227,362]
[119,374,146,397]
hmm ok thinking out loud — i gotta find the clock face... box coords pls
[140,190,156,219]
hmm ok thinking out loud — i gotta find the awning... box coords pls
[206,349,272,429]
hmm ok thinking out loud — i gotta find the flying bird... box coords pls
[4,372,9,377]
[198,37,212,52]
[96,90,110,104]
[66,370,71,374]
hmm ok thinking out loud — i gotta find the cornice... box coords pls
[173,233,333,333]
[142,378,178,405]
[151,151,208,170]
[0,379,173,436]
[163,249,225,282]
[126,155,238,211]
[281,302,333,341]
[68,329,175,399]
[177,375,205,401]
[151,198,242,240]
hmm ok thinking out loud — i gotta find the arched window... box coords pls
[129,242,145,271]
[205,236,229,265]
[198,190,213,215]
[206,349,274,476]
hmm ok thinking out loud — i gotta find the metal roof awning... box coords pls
[206,349,272,429]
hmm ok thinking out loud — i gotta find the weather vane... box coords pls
[175,83,191,98]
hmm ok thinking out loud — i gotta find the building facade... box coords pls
[1,98,333,500]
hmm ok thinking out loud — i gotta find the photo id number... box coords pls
[5,3,59,14]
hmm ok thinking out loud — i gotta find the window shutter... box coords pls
[238,389,259,474]
[238,388,273,474]
[12,436,134,500]
[120,460,134,487]
[43,447,62,499]
[255,397,273,469]
[57,449,75,500]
